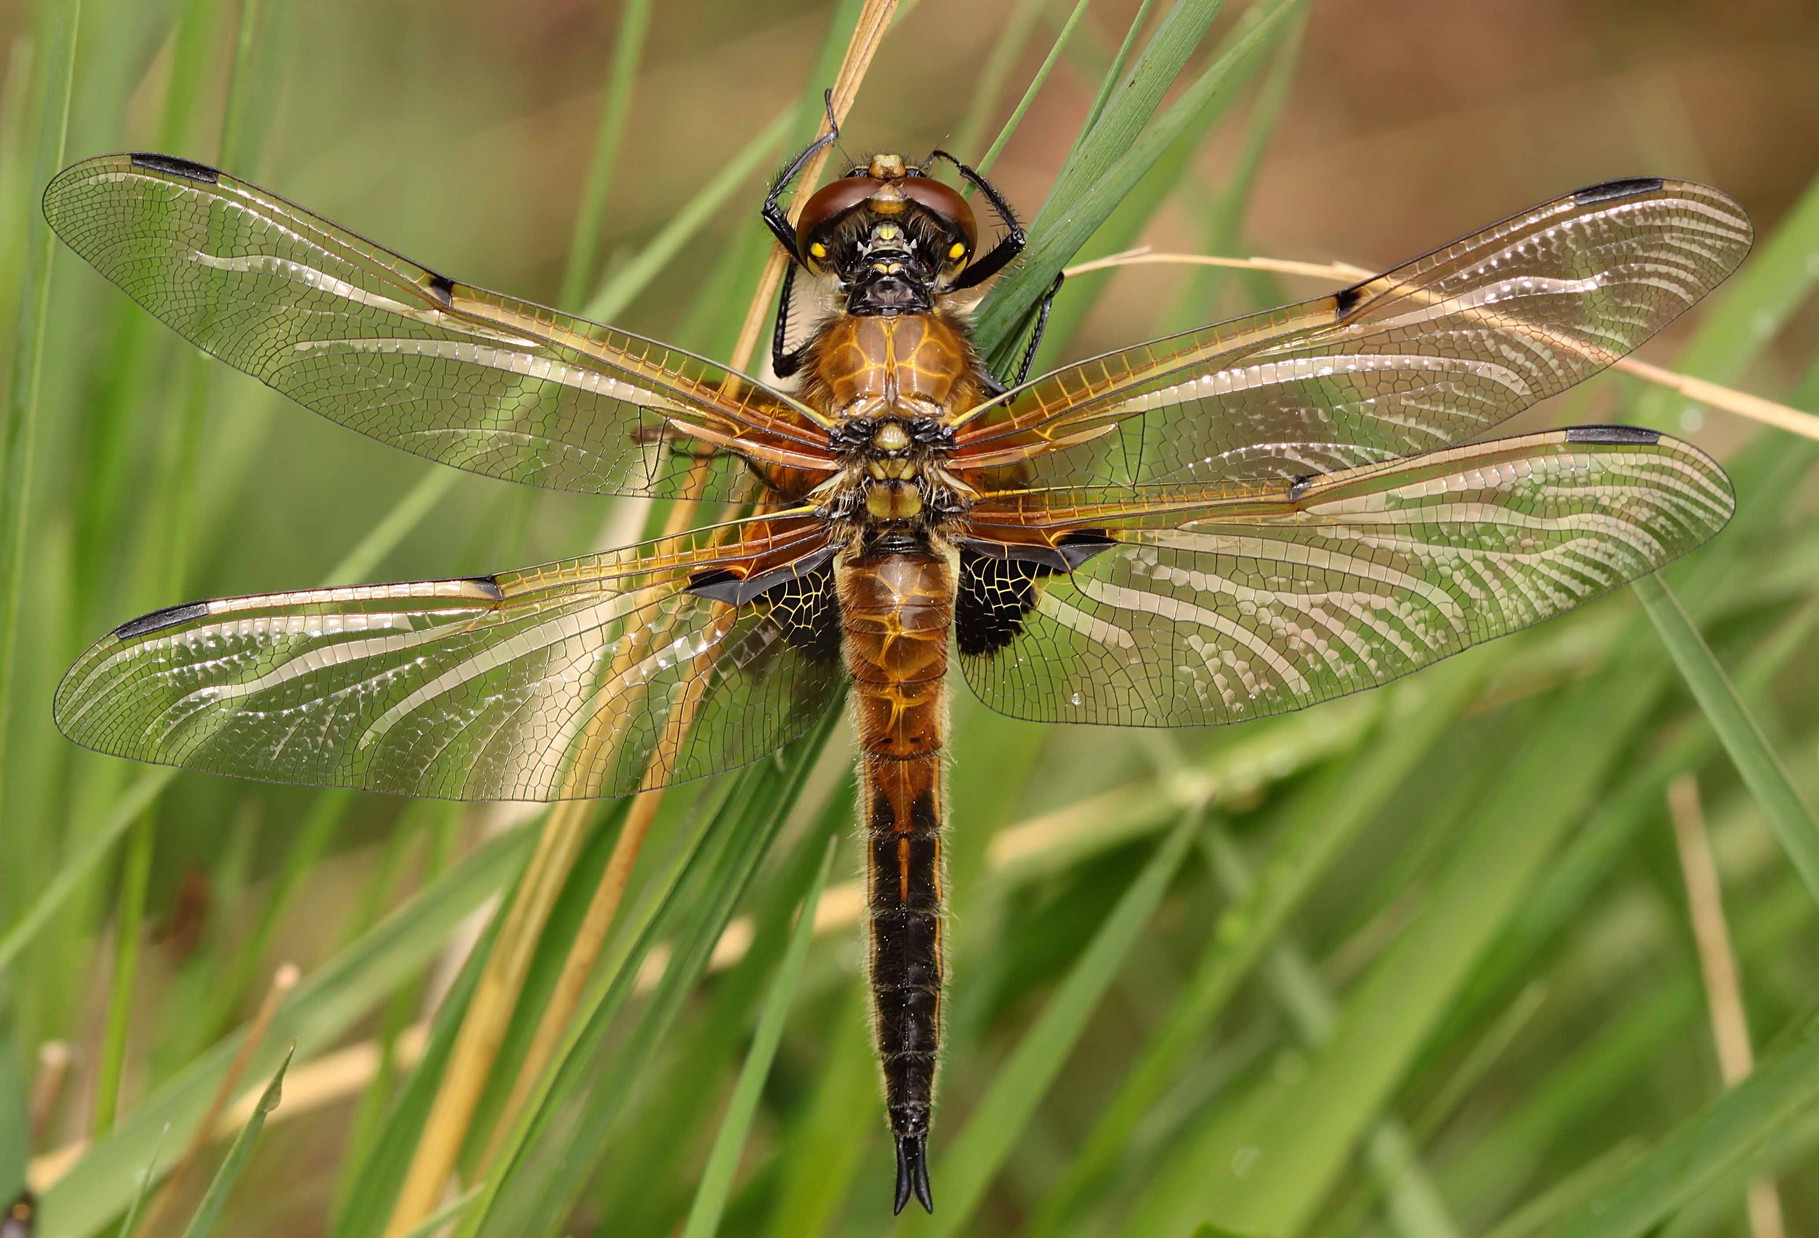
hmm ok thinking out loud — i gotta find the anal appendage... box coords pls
[894,1132,934,1214]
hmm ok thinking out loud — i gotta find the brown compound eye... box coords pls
[899,176,977,256]
[796,176,879,263]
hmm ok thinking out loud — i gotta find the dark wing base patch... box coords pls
[758,560,843,664]
[955,534,1115,657]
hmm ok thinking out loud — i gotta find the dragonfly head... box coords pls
[796,155,978,314]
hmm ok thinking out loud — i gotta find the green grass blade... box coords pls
[973,0,1095,177]
[0,770,169,975]
[1031,661,1481,1233]
[1546,1018,1819,1238]
[558,0,654,310]
[0,0,80,770]
[755,989,874,1238]
[1199,829,1461,1238]
[390,1189,481,1238]
[90,816,154,1135]
[177,1047,292,1238]
[36,826,536,1237]
[330,910,502,1238]
[459,718,841,1237]
[927,807,1203,1234]
[1634,572,1819,903]
[1074,0,1160,140]
[0,460,461,978]
[114,1124,169,1238]
[974,0,1299,355]
[680,835,838,1238]
[583,106,794,324]
[1029,0,1225,215]
[951,0,1048,161]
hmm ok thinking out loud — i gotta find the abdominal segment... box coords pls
[838,547,954,1186]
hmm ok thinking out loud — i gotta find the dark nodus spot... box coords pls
[1566,424,1660,446]
[1575,177,1664,206]
[130,153,220,184]
[115,601,210,640]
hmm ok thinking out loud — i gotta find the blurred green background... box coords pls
[2,0,1819,1234]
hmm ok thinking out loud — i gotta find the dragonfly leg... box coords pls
[1009,271,1064,387]
[762,89,841,262]
[771,262,813,379]
[933,150,1026,292]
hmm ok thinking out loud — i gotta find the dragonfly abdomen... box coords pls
[838,546,954,1214]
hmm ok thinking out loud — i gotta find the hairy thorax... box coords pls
[803,312,984,532]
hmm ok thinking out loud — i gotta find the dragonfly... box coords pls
[44,121,1750,1214]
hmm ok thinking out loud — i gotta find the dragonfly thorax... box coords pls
[818,414,970,526]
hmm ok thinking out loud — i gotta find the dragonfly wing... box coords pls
[958,179,1751,491]
[957,428,1732,726]
[54,518,843,800]
[43,153,833,501]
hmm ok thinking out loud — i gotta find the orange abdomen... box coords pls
[838,547,955,1161]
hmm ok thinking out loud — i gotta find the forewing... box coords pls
[958,428,1731,726]
[54,518,844,800]
[43,153,833,500]
[956,179,1751,491]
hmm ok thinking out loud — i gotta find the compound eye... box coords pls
[796,175,880,258]
[898,176,978,251]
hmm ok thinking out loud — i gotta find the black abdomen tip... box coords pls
[893,1133,934,1215]
[1575,177,1664,205]
[129,153,221,184]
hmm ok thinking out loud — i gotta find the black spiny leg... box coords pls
[1009,271,1063,387]
[932,149,1027,292]
[762,89,841,261]
[978,271,1065,396]
[765,91,840,379]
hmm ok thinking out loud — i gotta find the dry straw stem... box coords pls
[1064,249,1819,442]
[386,4,902,1228]
[1667,776,1786,1238]
[132,964,297,1230]
[29,1042,72,1145]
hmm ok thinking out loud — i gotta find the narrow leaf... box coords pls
[681,835,839,1238]
[1633,572,1819,904]
[928,807,1203,1234]
[179,1047,292,1238]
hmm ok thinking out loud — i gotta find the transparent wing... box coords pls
[955,179,1751,491]
[957,428,1732,726]
[43,153,835,501]
[54,517,843,800]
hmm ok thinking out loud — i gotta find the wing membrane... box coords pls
[958,428,1732,726]
[43,153,833,500]
[956,179,1751,491]
[54,517,842,800]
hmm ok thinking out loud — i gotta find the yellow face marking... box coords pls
[875,223,900,241]
[948,241,966,261]
[808,241,827,260]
